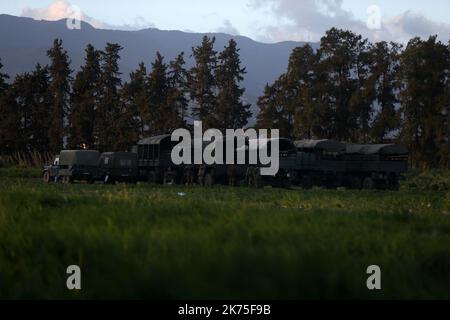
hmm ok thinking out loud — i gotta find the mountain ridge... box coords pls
[0,14,317,122]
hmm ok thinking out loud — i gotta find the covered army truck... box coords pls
[344,144,409,189]
[133,135,180,184]
[294,139,346,188]
[243,138,298,188]
[58,150,100,183]
[98,152,138,184]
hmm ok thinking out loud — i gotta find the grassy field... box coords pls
[0,169,449,299]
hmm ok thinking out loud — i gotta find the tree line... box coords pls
[0,36,251,155]
[0,28,449,168]
[257,28,449,168]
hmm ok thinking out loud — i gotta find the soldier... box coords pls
[164,167,176,185]
[184,165,192,186]
[227,165,236,186]
[205,168,215,187]
[246,166,254,187]
[187,165,195,186]
[198,165,206,186]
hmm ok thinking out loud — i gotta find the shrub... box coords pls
[403,170,450,191]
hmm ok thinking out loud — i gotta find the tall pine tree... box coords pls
[47,39,71,152]
[69,44,101,149]
[189,36,218,129]
[167,52,189,129]
[95,43,123,151]
[215,39,251,131]
[0,58,7,95]
[4,65,51,153]
[29,64,52,152]
[147,52,169,135]
[0,58,14,154]
[121,62,149,140]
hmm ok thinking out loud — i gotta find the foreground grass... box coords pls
[0,178,449,299]
[0,167,41,179]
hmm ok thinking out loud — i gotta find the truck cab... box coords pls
[43,155,60,183]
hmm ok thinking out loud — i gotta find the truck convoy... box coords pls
[43,150,138,184]
[43,136,409,190]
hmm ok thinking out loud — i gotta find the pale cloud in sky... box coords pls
[20,0,154,30]
[216,20,240,36]
[381,11,450,43]
[249,0,450,43]
[21,0,106,28]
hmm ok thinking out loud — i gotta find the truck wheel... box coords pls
[351,177,363,190]
[43,172,51,183]
[276,170,291,189]
[362,177,375,190]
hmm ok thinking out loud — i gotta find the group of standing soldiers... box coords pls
[181,164,261,187]
[183,164,213,186]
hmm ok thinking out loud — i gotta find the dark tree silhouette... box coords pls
[47,39,72,152]
[215,39,252,131]
[69,44,101,149]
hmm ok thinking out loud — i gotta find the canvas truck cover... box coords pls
[100,152,138,168]
[59,150,100,166]
[295,140,346,153]
[346,144,408,156]
[241,138,296,153]
[137,135,172,145]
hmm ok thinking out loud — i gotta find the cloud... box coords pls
[21,0,106,28]
[381,11,450,44]
[248,0,450,43]
[115,16,155,31]
[21,0,154,31]
[248,0,367,42]
[216,20,240,36]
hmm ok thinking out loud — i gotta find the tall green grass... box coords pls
[0,178,449,299]
[0,167,42,179]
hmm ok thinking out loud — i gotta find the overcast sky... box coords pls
[1,0,450,43]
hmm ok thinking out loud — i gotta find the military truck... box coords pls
[132,135,181,184]
[344,144,409,189]
[98,152,138,184]
[193,135,250,187]
[57,150,100,183]
[243,138,298,188]
[294,139,346,189]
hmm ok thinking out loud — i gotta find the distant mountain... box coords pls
[0,14,316,123]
